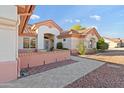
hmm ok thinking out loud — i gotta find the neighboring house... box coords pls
[57,27,101,54]
[18,20,63,52]
[103,37,122,48]
[120,39,124,47]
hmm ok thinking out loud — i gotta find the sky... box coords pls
[28,5,124,38]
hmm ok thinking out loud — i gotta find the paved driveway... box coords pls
[0,56,104,88]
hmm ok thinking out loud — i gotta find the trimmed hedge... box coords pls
[57,42,63,49]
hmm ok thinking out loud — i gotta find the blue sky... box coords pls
[28,5,124,38]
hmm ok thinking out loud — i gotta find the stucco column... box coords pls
[0,6,18,83]
[54,36,57,49]
[37,32,44,50]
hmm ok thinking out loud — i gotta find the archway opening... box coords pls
[44,33,54,51]
[89,38,96,48]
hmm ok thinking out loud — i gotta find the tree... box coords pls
[76,41,86,55]
[71,24,86,30]
[97,37,109,51]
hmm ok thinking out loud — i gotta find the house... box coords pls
[103,37,122,48]
[57,27,101,54]
[0,6,71,83]
[0,5,35,83]
[120,39,124,47]
[18,20,63,52]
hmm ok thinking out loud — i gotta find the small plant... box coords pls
[57,42,63,49]
[76,41,86,55]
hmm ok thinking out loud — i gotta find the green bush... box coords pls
[62,48,69,50]
[76,41,86,55]
[50,47,54,51]
[97,37,109,51]
[104,42,109,49]
[57,42,63,49]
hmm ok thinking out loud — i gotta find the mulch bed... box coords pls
[20,59,76,78]
[65,63,124,88]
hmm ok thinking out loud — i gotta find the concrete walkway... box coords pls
[0,56,105,88]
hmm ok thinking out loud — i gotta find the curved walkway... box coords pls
[0,56,105,88]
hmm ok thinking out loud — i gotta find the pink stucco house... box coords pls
[0,5,100,83]
[57,27,101,54]
[18,20,63,52]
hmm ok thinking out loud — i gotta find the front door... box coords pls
[44,39,49,50]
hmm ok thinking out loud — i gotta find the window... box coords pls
[23,37,36,48]
[30,38,36,48]
[89,39,93,48]
[63,38,66,42]
[23,38,30,48]
[88,38,95,48]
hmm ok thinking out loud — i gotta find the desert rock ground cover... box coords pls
[80,49,124,65]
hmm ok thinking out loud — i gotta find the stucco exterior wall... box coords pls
[70,38,80,49]
[38,26,60,50]
[58,37,80,49]
[0,6,17,20]
[104,38,118,48]
[0,6,17,62]
[18,36,24,49]
[84,33,99,49]
[58,38,71,49]
[19,50,70,69]
[61,33,99,50]
[0,6,18,83]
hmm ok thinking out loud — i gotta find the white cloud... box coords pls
[65,19,81,23]
[75,19,81,23]
[90,15,101,21]
[65,19,73,23]
[30,14,40,20]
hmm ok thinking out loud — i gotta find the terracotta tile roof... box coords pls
[103,37,121,43]
[57,27,101,39]
[32,20,63,33]
[19,20,63,37]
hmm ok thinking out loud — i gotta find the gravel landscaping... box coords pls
[65,63,124,88]
[80,50,124,65]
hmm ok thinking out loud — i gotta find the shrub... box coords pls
[76,41,86,55]
[62,48,69,50]
[103,42,109,50]
[97,37,109,51]
[57,42,63,49]
[50,47,54,51]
